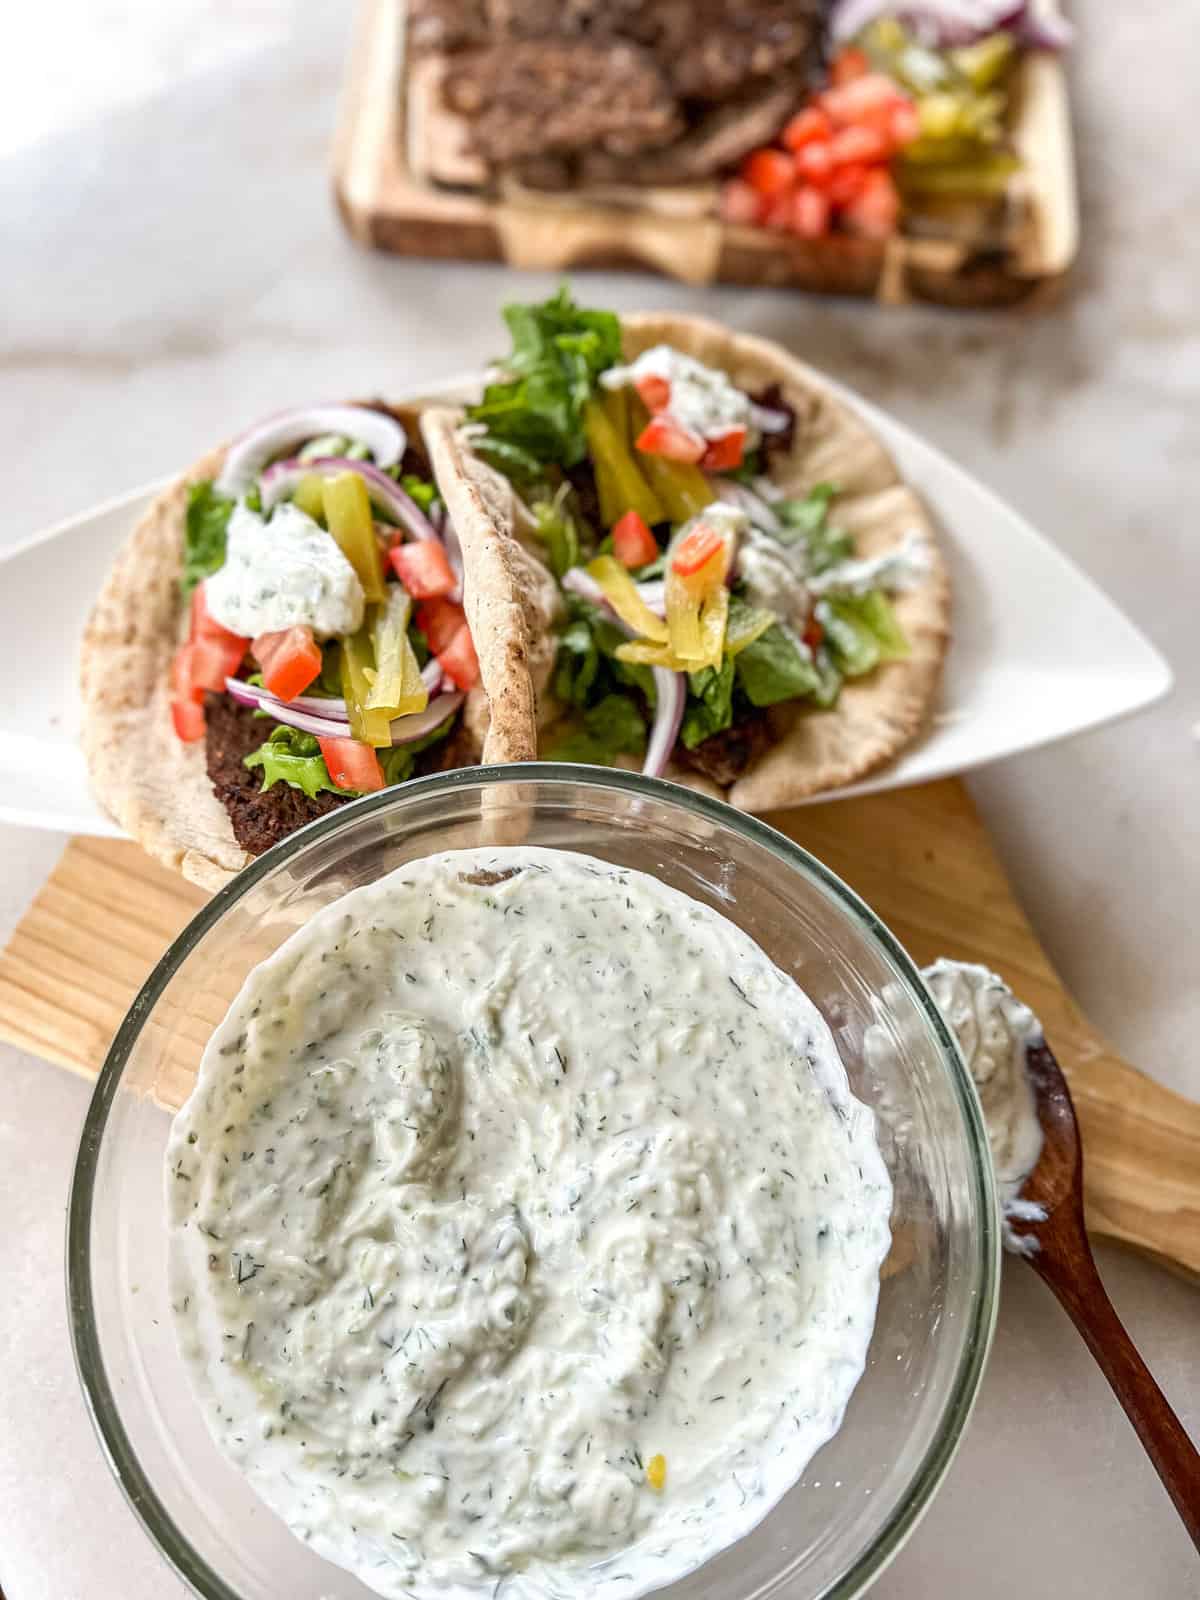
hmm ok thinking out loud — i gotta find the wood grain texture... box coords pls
[1,778,1196,1277]
[330,0,1079,307]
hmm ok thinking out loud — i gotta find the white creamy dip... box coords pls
[167,848,892,1600]
[923,959,1045,1250]
[736,524,812,627]
[204,500,365,640]
[807,532,933,597]
[602,346,754,442]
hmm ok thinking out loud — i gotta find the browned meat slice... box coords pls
[204,694,348,857]
[674,714,772,788]
[579,82,798,185]
[442,41,681,164]
[645,1,821,102]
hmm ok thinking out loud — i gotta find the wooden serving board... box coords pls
[1,778,1196,1279]
[332,0,1079,309]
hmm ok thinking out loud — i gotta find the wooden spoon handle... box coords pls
[1031,1233,1200,1548]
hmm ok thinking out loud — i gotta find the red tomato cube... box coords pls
[389,540,456,599]
[437,625,480,691]
[415,596,467,655]
[782,105,834,151]
[841,169,901,238]
[740,147,796,197]
[820,73,904,128]
[671,524,724,578]
[828,124,891,167]
[635,416,706,465]
[791,185,832,240]
[317,735,385,793]
[699,428,747,472]
[633,374,672,413]
[830,47,870,86]
[251,625,323,702]
[171,696,205,742]
[827,162,871,207]
[794,141,834,186]
[612,510,660,569]
[889,99,921,148]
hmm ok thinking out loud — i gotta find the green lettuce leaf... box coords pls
[181,481,235,599]
[378,717,455,785]
[532,490,582,578]
[243,726,348,799]
[401,473,440,514]
[547,693,646,765]
[681,659,735,749]
[466,287,622,477]
[734,624,823,707]
[773,482,853,572]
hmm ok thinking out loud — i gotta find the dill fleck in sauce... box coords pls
[167,848,891,1600]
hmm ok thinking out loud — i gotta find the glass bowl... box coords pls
[68,766,999,1600]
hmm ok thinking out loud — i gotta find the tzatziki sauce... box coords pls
[923,959,1045,1250]
[167,848,892,1600]
[602,345,754,442]
[204,499,365,640]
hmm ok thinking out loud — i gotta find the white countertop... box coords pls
[1,3,1197,1597]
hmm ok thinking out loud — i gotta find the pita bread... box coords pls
[610,313,949,810]
[80,408,560,890]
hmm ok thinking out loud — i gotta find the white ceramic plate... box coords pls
[0,375,1171,839]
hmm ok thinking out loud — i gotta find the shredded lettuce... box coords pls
[734,624,825,707]
[680,659,735,749]
[466,288,623,478]
[819,592,909,677]
[532,488,582,579]
[553,600,657,711]
[181,481,235,599]
[547,693,646,765]
[401,473,440,514]
[773,482,854,572]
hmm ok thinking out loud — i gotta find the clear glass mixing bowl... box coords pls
[68,766,998,1600]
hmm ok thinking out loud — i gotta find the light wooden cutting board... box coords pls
[1,777,1196,1278]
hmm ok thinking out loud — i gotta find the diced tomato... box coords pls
[841,169,901,239]
[171,696,205,742]
[827,162,871,207]
[761,190,797,230]
[189,582,249,652]
[828,123,891,167]
[820,73,904,128]
[830,46,870,86]
[415,596,467,654]
[437,625,480,691]
[794,141,833,186]
[317,735,385,793]
[782,105,833,151]
[634,374,672,414]
[389,540,456,599]
[889,99,921,148]
[803,614,825,652]
[740,147,796,198]
[635,415,706,465]
[699,428,747,472]
[612,510,659,569]
[671,524,724,578]
[719,177,764,226]
[251,625,323,702]
[791,185,832,240]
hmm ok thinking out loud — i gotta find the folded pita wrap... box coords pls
[431,312,950,813]
[80,404,559,890]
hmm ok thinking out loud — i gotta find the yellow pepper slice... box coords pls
[613,639,695,671]
[292,473,327,523]
[340,626,394,747]
[665,567,705,663]
[365,588,429,716]
[629,396,714,522]
[584,399,664,530]
[695,586,729,672]
[323,471,387,604]
[586,555,669,644]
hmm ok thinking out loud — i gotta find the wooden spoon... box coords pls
[1008,1038,1200,1549]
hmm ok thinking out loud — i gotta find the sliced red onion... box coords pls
[644,669,686,779]
[420,658,443,692]
[830,0,1071,47]
[636,579,666,615]
[216,407,405,499]
[390,692,464,744]
[225,676,352,736]
[561,567,607,609]
[260,458,441,544]
[709,478,782,537]
[441,513,465,603]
